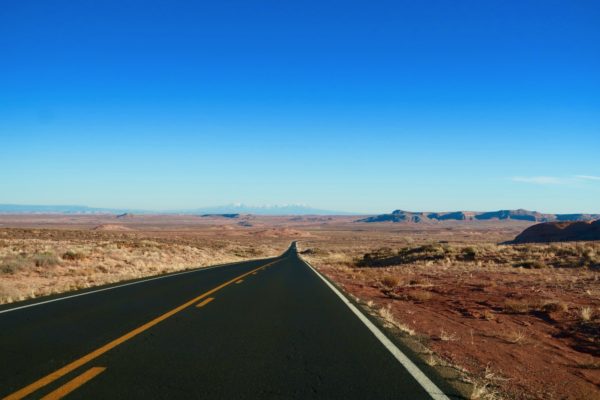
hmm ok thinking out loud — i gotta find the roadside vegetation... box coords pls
[0,228,285,304]
[301,235,600,400]
[357,242,600,269]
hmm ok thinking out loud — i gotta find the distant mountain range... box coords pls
[0,203,354,216]
[0,204,126,214]
[181,204,356,215]
[358,209,600,223]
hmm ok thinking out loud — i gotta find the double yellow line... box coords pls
[4,258,281,400]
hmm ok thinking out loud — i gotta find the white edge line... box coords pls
[299,256,450,400]
[0,256,277,315]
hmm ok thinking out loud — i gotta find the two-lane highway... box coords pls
[0,243,450,399]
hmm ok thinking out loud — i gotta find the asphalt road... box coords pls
[0,243,450,399]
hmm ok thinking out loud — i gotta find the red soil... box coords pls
[320,266,600,399]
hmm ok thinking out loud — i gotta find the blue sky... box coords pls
[1,1,599,213]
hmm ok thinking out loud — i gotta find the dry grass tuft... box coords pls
[439,328,459,341]
[540,299,569,313]
[32,252,61,267]
[513,260,547,269]
[503,299,530,314]
[407,290,433,302]
[579,306,594,322]
[61,250,87,261]
[482,309,495,321]
[504,329,528,345]
[0,255,29,274]
[378,304,415,336]
[576,360,600,370]
[469,365,505,400]
[381,275,400,289]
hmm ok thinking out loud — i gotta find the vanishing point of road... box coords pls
[0,243,453,399]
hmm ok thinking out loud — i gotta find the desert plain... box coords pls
[0,213,598,400]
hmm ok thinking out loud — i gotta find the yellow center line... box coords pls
[40,367,106,400]
[235,279,243,284]
[195,297,214,308]
[3,258,283,400]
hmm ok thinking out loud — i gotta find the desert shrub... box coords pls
[482,309,495,321]
[0,255,30,274]
[96,265,110,273]
[504,299,530,314]
[355,242,600,270]
[358,244,447,267]
[62,250,86,261]
[359,247,395,266]
[519,245,537,255]
[407,290,433,302]
[408,277,431,286]
[32,252,61,267]
[541,300,569,313]
[0,282,21,302]
[513,260,546,269]
[459,246,478,261]
[580,249,600,268]
[554,247,580,258]
[381,275,400,289]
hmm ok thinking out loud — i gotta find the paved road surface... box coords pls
[0,243,450,399]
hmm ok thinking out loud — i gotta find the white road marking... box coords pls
[299,256,450,400]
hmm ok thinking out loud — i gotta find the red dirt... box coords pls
[319,266,600,399]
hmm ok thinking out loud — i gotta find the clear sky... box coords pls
[1,1,599,214]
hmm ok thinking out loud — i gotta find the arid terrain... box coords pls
[299,225,600,400]
[0,214,299,303]
[1,214,598,399]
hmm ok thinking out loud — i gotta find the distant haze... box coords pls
[0,204,358,216]
[2,204,600,221]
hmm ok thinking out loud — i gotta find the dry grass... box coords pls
[381,275,400,289]
[503,299,530,314]
[482,310,495,321]
[439,329,459,342]
[504,329,528,345]
[576,359,600,370]
[378,304,416,336]
[540,299,569,313]
[579,306,594,322]
[355,241,600,270]
[0,228,286,304]
[406,289,433,302]
[469,365,505,400]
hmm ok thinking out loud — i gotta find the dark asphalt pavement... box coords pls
[0,243,449,399]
